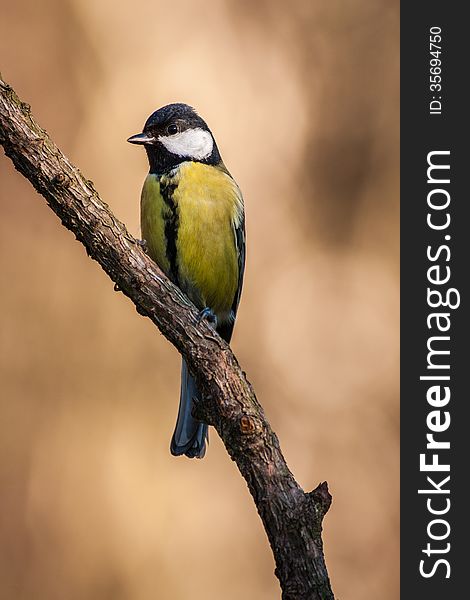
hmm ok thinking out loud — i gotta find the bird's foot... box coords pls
[197,307,217,327]
[136,238,148,253]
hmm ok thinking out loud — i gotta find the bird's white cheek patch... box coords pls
[158,128,214,160]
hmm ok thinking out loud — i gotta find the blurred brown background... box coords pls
[0,1,399,599]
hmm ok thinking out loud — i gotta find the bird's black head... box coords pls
[127,103,221,174]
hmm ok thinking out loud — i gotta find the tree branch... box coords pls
[0,75,335,600]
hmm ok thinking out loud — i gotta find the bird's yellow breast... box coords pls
[140,162,243,320]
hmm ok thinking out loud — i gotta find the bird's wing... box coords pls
[232,213,246,320]
[217,180,245,344]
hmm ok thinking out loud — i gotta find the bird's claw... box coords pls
[137,238,148,253]
[197,307,217,327]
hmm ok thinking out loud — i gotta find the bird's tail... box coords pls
[170,358,208,458]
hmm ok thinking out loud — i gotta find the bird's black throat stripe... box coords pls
[159,178,179,283]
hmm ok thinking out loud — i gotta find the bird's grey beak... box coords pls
[127,132,156,145]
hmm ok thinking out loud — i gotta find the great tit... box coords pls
[128,104,245,459]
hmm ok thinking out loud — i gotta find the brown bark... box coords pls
[0,75,335,600]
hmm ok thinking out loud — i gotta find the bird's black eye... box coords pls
[167,123,178,135]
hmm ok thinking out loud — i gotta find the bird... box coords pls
[128,103,245,459]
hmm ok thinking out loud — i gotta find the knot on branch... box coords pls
[52,172,69,187]
[307,481,332,518]
[135,303,148,317]
[240,414,256,434]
